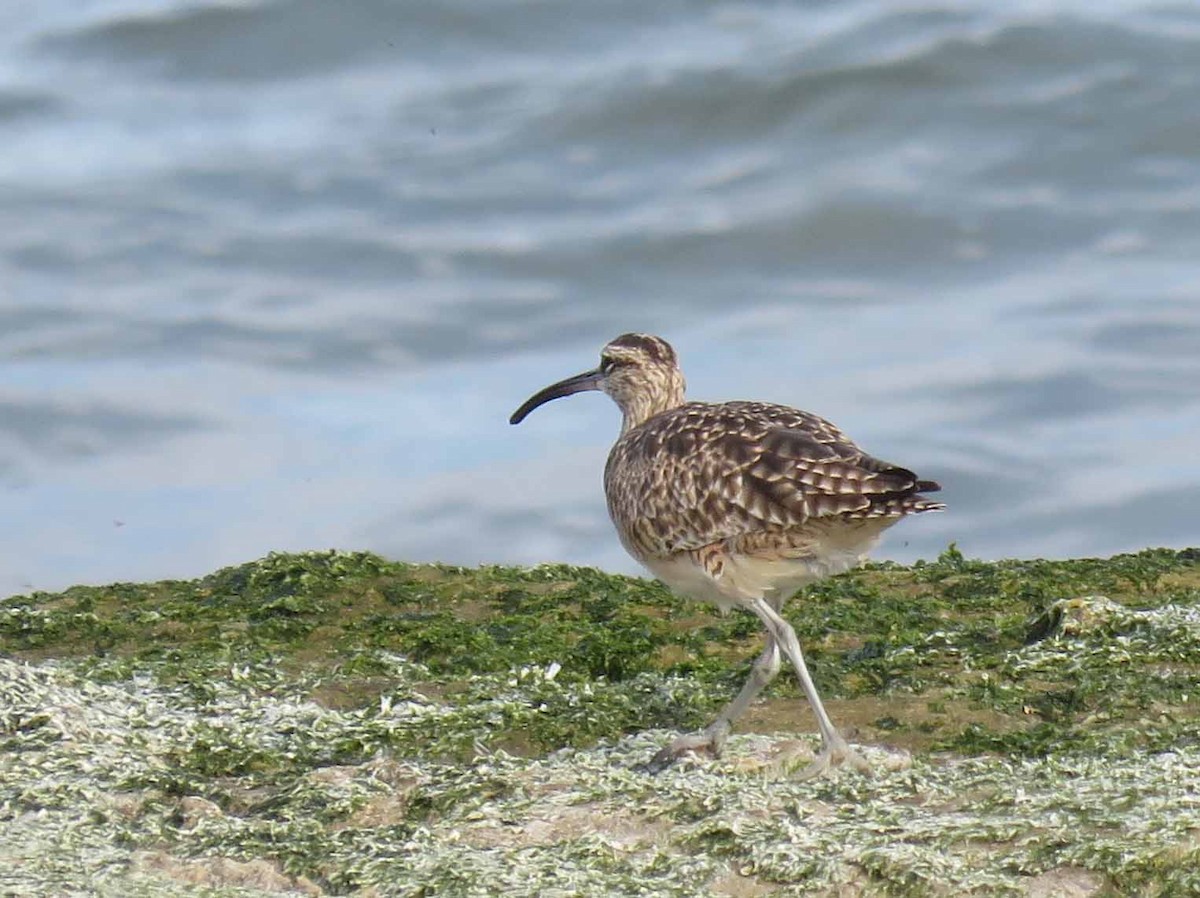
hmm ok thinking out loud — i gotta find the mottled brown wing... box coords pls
[604,400,941,557]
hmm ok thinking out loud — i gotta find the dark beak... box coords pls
[510,369,604,424]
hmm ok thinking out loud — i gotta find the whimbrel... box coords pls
[510,333,943,777]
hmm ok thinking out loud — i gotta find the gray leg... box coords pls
[645,634,780,772]
[713,634,781,732]
[748,597,871,778]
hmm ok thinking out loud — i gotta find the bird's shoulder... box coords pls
[608,400,861,473]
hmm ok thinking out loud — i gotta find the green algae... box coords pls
[2,547,1200,896]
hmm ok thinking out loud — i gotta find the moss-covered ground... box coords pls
[3,547,1200,896]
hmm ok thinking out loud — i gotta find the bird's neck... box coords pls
[618,374,686,434]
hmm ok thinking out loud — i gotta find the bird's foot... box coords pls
[641,727,729,774]
[770,734,873,780]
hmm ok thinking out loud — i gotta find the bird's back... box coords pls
[604,400,943,564]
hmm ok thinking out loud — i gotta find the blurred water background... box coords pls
[2,0,1199,597]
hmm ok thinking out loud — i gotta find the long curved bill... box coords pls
[509,369,604,424]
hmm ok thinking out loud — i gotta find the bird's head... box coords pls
[510,333,687,432]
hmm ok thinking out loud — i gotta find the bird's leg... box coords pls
[644,635,780,773]
[748,596,872,779]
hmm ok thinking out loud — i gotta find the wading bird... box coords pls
[510,333,943,777]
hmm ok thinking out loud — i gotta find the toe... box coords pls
[828,740,873,777]
[767,738,874,780]
[639,732,722,773]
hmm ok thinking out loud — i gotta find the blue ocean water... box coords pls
[2,0,1199,596]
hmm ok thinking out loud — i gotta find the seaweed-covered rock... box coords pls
[2,547,1200,896]
[1025,595,1129,642]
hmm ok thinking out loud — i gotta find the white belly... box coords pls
[640,530,882,614]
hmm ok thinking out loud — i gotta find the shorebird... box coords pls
[510,333,944,777]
